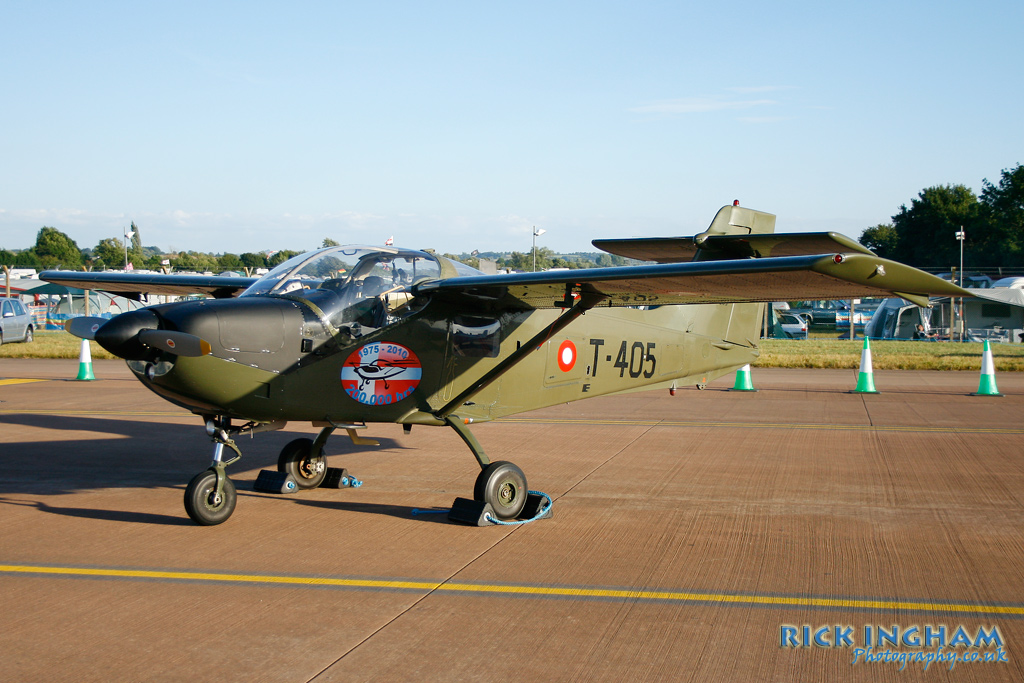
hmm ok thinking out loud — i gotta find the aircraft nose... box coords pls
[95,309,161,360]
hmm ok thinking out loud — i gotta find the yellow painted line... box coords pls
[495,417,1024,435]
[2,564,1023,616]
[0,379,49,386]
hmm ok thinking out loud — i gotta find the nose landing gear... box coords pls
[183,417,285,525]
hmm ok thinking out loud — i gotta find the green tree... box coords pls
[128,222,145,266]
[267,250,300,267]
[859,223,900,259]
[34,227,82,269]
[977,164,1024,266]
[93,237,125,268]
[595,253,628,268]
[890,185,979,267]
[13,250,41,267]
[240,252,268,269]
[0,249,15,265]
[217,253,243,271]
[322,238,340,248]
[172,251,218,272]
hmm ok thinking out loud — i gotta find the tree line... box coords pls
[860,164,1023,269]
[0,222,302,273]
[0,230,633,274]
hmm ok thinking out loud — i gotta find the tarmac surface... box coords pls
[1,358,1023,682]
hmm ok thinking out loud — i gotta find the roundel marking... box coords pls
[341,342,422,406]
[557,339,577,372]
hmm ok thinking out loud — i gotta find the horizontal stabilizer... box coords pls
[593,232,876,263]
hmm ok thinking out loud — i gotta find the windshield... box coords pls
[242,246,443,297]
[240,246,446,334]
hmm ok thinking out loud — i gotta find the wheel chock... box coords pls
[253,470,298,494]
[447,497,496,526]
[322,467,362,489]
[520,493,552,520]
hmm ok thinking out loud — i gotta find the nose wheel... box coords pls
[184,469,237,525]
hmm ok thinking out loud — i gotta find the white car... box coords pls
[0,298,34,344]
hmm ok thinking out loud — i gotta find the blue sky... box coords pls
[2,1,1021,258]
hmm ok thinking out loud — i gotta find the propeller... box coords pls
[64,317,109,340]
[138,330,212,357]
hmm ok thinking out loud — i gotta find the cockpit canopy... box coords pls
[240,245,481,334]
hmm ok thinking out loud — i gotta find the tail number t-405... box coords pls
[589,339,656,378]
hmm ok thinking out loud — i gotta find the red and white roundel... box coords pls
[557,339,577,372]
[341,342,422,406]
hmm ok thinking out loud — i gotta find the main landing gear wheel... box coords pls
[277,438,327,489]
[474,461,528,520]
[184,470,237,526]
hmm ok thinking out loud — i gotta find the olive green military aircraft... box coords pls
[42,204,966,526]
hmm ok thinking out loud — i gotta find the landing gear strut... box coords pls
[184,420,242,526]
[447,416,528,520]
[183,417,285,525]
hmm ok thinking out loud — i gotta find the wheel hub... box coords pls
[498,481,517,505]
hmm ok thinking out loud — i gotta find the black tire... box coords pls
[184,470,237,526]
[277,438,327,489]
[474,461,528,520]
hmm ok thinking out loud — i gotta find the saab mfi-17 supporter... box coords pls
[42,205,967,525]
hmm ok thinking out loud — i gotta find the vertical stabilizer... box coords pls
[696,204,777,241]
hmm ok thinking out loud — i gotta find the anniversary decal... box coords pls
[341,342,422,406]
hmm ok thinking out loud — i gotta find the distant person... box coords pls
[913,324,935,340]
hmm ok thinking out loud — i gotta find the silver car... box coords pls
[778,312,809,339]
[0,298,34,344]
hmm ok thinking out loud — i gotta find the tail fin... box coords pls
[697,204,777,239]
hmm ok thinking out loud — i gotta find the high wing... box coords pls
[38,271,259,300]
[413,252,969,309]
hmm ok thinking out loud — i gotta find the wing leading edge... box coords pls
[38,271,259,299]
[413,253,969,309]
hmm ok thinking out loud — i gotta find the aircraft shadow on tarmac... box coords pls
[0,413,447,525]
[0,496,193,526]
[0,413,407,496]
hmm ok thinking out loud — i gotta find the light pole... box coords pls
[532,227,546,272]
[955,228,965,341]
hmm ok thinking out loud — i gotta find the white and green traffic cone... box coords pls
[853,337,878,393]
[971,340,1003,397]
[75,338,96,381]
[730,364,757,392]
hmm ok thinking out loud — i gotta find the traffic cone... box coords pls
[75,338,96,381]
[852,338,878,393]
[730,364,757,391]
[971,340,1003,397]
